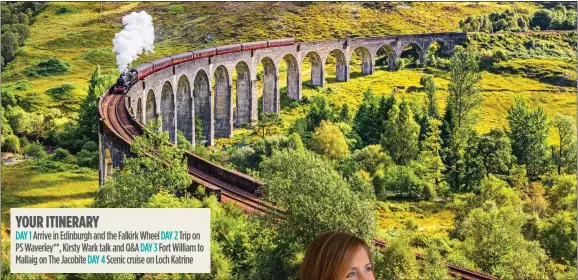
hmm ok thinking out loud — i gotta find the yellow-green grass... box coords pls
[1,2,138,112]
[2,2,543,114]
[376,200,456,237]
[495,58,577,85]
[1,164,99,228]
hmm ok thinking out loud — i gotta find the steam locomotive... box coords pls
[112,38,296,94]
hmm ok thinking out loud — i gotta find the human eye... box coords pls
[365,265,372,273]
[346,270,357,278]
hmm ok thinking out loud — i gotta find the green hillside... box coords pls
[0,2,556,109]
[1,2,577,279]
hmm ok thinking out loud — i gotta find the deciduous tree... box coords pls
[309,120,349,160]
[507,98,548,179]
[550,113,576,175]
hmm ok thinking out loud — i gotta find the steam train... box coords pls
[112,38,296,94]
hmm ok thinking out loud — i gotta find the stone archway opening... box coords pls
[279,53,300,102]
[301,51,323,89]
[426,40,451,69]
[176,75,193,144]
[193,70,211,146]
[400,43,423,69]
[136,98,143,123]
[375,45,396,71]
[256,57,278,119]
[145,89,156,125]
[212,65,232,138]
[104,147,113,178]
[233,61,251,127]
[161,81,176,143]
[349,47,372,78]
[325,49,348,83]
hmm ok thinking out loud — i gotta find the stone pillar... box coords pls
[250,79,258,124]
[173,94,178,144]
[388,54,397,70]
[287,59,301,100]
[208,89,214,146]
[227,85,233,137]
[336,63,350,82]
[418,50,425,67]
[262,62,277,113]
[214,68,232,139]
[235,65,252,126]
[310,55,324,87]
[287,72,302,100]
[191,95,196,147]
[362,54,373,75]
[98,118,104,186]
[274,72,280,114]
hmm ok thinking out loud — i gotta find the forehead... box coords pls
[349,246,371,266]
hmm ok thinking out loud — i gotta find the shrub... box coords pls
[77,149,98,168]
[1,89,17,108]
[52,147,75,164]
[55,7,74,15]
[31,158,78,173]
[2,134,20,153]
[46,84,75,100]
[24,140,45,159]
[531,9,553,30]
[309,120,349,160]
[166,5,185,14]
[383,165,432,200]
[395,58,405,70]
[18,136,29,150]
[25,58,70,77]
[492,48,507,62]
[14,80,31,91]
[176,130,193,152]
[81,141,98,152]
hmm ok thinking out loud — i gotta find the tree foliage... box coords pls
[420,75,440,119]
[374,232,419,279]
[460,202,549,279]
[77,65,114,139]
[550,114,576,175]
[507,98,548,179]
[94,119,192,208]
[1,2,43,66]
[309,120,349,160]
[353,89,383,145]
[381,99,420,165]
[539,211,577,266]
[442,47,483,192]
[259,149,375,244]
[257,149,375,277]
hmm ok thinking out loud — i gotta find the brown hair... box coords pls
[300,232,373,280]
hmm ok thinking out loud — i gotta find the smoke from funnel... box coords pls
[112,11,155,73]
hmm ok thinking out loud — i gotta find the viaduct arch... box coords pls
[124,32,466,147]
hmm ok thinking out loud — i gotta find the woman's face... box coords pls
[343,246,374,280]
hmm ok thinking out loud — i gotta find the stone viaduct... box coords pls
[123,32,466,147]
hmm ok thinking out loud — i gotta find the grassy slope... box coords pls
[1,2,575,236]
[1,164,98,228]
[2,2,540,111]
[223,65,576,147]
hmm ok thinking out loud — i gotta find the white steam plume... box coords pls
[112,11,155,73]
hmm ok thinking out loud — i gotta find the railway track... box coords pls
[100,90,273,213]
[100,89,497,280]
